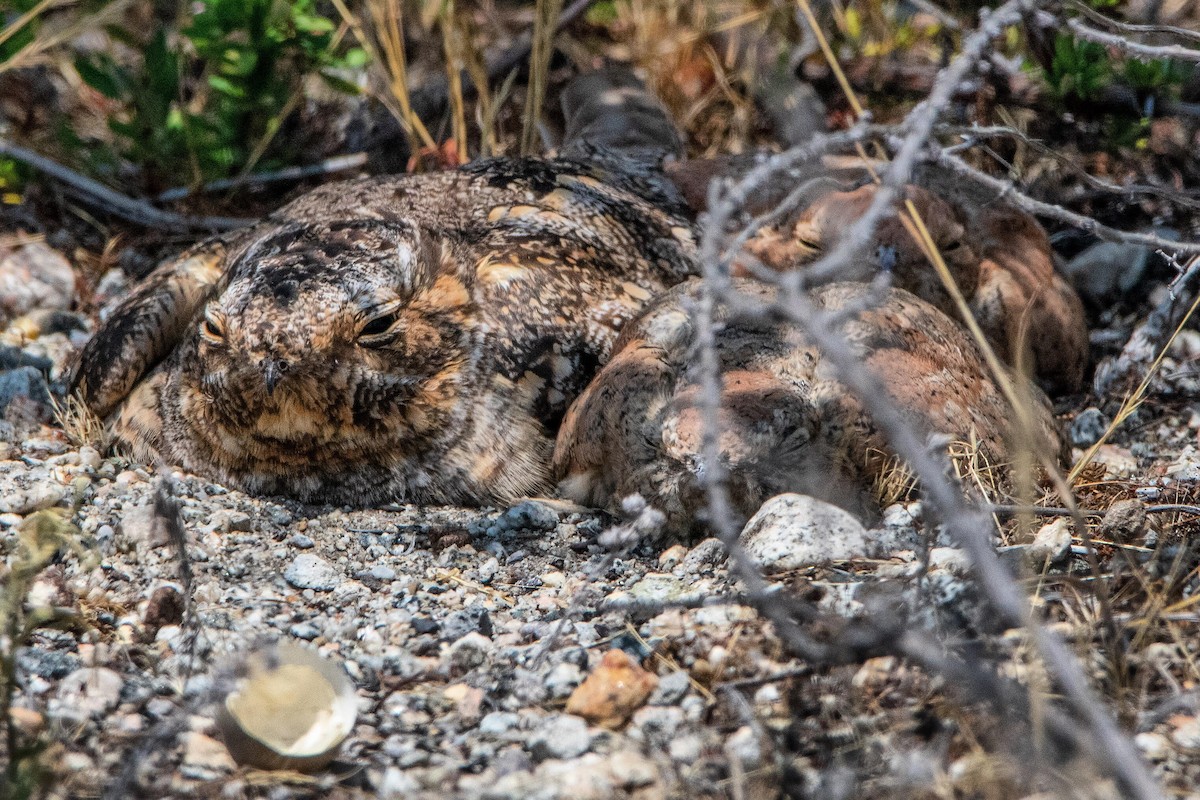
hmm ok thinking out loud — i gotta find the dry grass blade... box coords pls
[1069,285,1200,483]
[440,1,469,165]
[0,0,65,52]
[49,391,106,450]
[452,8,496,157]
[334,0,436,152]
[521,0,563,156]
[0,0,131,76]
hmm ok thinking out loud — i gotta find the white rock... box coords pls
[1135,732,1171,760]
[528,714,591,761]
[284,554,341,591]
[740,494,869,569]
[54,667,123,718]
[0,242,76,322]
[1027,518,1072,566]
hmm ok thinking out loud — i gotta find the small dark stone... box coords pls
[0,366,52,416]
[143,586,185,633]
[441,604,493,641]
[411,617,439,635]
[0,346,51,373]
[290,622,321,640]
[1069,407,1109,448]
[16,647,81,680]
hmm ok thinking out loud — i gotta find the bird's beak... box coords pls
[261,358,288,396]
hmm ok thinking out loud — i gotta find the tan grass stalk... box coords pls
[453,8,495,157]
[1068,287,1200,483]
[520,0,563,156]
[439,1,468,165]
[1,0,131,76]
[333,0,436,151]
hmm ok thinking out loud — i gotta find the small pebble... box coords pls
[1070,407,1109,448]
[528,714,591,761]
[284,554,341,591]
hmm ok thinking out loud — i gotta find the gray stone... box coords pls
[289,533,315,549]
[0,345,51,373]
[486,501,560,536]
[368,565,397,581]
[0,482,66,515]
[479,711,521,736]
[1070,407,1109,448]
[16,647,81,680]
[543,662,583,699]
[528,714,591,761]
[0,242,76,323]
[442,604,493,641]
[443,632,493,675]
[648,669,690,705]
[740,494,870,570]
[284,554,341,591]
[1027,518,1072,566]
[868,502,925,554]
[0,366,52,417]
[54,667,123,718]
[289,622,321,640]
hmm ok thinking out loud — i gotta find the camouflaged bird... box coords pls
[732,179,1089,394]
[553,279,1064,531]
[71,69,698,506]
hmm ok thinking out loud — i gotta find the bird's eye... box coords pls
[943,238,963,252]
[201,311,225,340]
[358,309,400,344]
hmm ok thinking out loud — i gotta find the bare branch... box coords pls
[932,150,1200,254]
[1067,18,1200,63]
[938,123,1200,211]
[1066,0,1200,46]
[692,0,1162,794]
[0,138,249,232]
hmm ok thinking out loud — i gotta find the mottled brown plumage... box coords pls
[73,136,697,507]
[553,279,1063,531]
[736,180,1088,394]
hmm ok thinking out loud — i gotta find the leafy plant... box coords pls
[1044,34,1111,102]
[1122,56,1189,97]
[73,0,366,188]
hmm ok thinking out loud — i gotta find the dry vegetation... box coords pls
[4,0,1200,798]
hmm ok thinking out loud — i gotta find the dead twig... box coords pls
[932,150,1200,254]
[1066,17,1200,62]
[1092,255,1200,397]
[0,138,248,232]
[696,0,1161,794]
[154,153,368,203]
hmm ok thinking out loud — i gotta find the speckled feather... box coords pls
[553,279,1063,532]
[73,151,698,506]
[739,180,1088,394]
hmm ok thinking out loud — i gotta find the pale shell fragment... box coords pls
[215,641,356,772]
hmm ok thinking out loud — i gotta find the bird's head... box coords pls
[790,183,980,307]
[182,218,478,455]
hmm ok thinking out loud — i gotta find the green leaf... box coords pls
[342,47,370,69]
[74,54,126,99]
[318,70,361,95]
[208,74,246,98]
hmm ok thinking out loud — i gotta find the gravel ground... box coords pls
[4,242,1200,799]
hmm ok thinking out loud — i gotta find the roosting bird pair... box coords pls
[71,68,1088,531]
